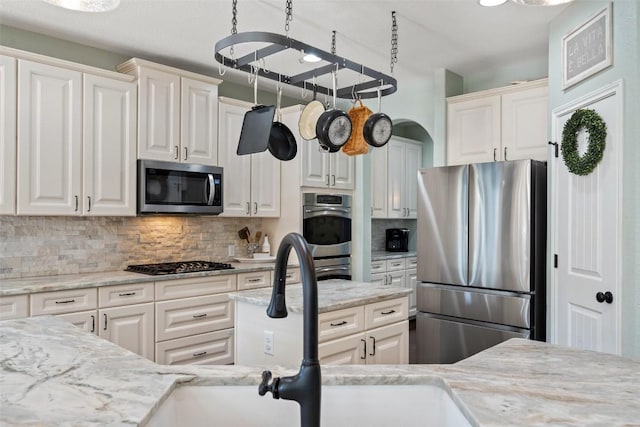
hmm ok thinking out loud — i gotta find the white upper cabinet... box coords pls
[300,143,355,190]
[83,74,137,216]
[446,78,548,166]
[118,58,221,165]
[371,137,422,219]
[17,60,83,215]
[218,98,280,217]
[11,48,137,216]
[0,55,16,215]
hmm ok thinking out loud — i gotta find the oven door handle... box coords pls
[316,266,350,274]
[206,174,215,206]
[304,207,350,214]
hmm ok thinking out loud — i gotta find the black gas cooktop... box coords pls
[125,261,234,275]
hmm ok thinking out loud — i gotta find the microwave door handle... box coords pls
[207,174,215,205]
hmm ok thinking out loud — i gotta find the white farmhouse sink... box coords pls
[146,384,473,427]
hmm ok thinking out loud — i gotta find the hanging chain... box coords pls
[285,0,293,36]
[230,0,238,57]
[390,11,398,74]
[331,30,336,55]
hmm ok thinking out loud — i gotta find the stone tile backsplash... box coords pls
[371,218,418,251]
[0,216,263,280]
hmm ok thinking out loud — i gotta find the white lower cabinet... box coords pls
[154,274,237,366]
[0,294,28,320]
[36,284,155,361]
[369,257,417,316]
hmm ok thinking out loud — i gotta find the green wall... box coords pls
[548,0,639,359]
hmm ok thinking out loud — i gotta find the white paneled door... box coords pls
[551,81,622,355]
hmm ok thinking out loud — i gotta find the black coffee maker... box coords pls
[385,228,409,252]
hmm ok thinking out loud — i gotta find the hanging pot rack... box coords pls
[214,31,397,100]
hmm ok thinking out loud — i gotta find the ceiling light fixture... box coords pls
[511,0,574,5]
[41,0,120,12]
[479,0,508,6]
[299,51,322,63]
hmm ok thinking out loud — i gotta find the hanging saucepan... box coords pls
[363,88,393,148]
[298,83,325,141]
[268,86,297,161]
[315,70,352,151]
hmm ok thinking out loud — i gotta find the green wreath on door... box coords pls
[561,108,607,176]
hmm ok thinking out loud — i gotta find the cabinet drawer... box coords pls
[386,258,407,272]
[318,306,365,343]
[156,329,234,366]
[99,282,154,308]
[237,270,271,290]
[155,274,236,301]
[30,288,98,315]
[156,294,234,341]
[370,260,387,274]
[0,295,29,320]
[405,257,418,269]
[365,297,408,330]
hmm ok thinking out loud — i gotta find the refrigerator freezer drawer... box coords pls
[417,282,531,329]
[416,312,529,364]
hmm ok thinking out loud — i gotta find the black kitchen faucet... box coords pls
[258,232,321,427]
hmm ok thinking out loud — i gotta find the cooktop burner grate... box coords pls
[125,261,234,275]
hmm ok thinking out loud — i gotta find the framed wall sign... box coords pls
[561,3,612,90]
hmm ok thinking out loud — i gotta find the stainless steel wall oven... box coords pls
[302,193,351,280]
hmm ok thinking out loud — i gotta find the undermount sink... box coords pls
[146,383,473,427]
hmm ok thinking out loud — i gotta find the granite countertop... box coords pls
[1,316,639,426]
[0,262,276,297]
[371,250,417,261]
[229,279,412,314]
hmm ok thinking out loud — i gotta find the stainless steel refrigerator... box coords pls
[416,159,546,364]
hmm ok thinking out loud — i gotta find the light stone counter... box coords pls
[0,262,275,296]
[229,279,412,313]
[371,250,417,261]
[1,316,639,426]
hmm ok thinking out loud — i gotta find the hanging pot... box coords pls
[363,89,393,148]
[268,87,297,161]
[315,70,352,151]
[298,84,325,141]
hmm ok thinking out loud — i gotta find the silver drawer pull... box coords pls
[55,299,76,304]
[118,292,136,297]
[192,313,208,319]
[381,309,396,315]
[330,320,347,327]
[193,351,207,357]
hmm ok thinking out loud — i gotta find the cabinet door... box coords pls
[370,145,387,218]
[319,332,366,365]
[0,294,28,320]
[17,60,82,215]
[99,303,154,360]
[251,150,280,217]
[0,55,16,215]
[370,273,387,286]
[181,77,218,165]
[386,140,405,218]
[330,151,355,190]
[218,100,252,216]
[501,85,548,162]
[405,268,418,317]
[57,310,98,334]
[83,74,137,216]
[137,66,180,161]
[404,141,422,218]
[447,95,501,166]
[366,321,409,365]
[300,141,329,188]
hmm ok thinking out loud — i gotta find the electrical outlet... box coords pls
[228,244,235,257]
[263,330,274,355]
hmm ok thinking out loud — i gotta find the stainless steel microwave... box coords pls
[138,160,223,214]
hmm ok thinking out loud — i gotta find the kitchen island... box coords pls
[1,315,639,426]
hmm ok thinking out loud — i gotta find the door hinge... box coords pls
[554,254,558,269]
[548,141,559,158]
